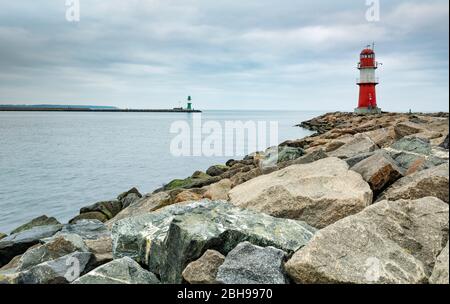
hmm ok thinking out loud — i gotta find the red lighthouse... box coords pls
[355,45,381,114]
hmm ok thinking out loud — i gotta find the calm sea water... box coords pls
[0,110,323,233]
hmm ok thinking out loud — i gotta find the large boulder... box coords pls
[17,252,93,284]
[160,172,220,192]
[262,146,304,167]
[106,192,172,227]
[328,134,378,159]
[60,220,110,240]
[73,257,160,284]
[388,151,446,175]
[285,197,449,284]
[394,121,424,138]
[0,233,6,240]
[377,163,449,203]
[220,164,255,179]
[206,165,230,177]
[351,151,404,195]
[69,212,108,224]
[61,221,112,268]
[324,135,354,152]
[405,131,442,142]
[10,215,61,235]
[278,149,328,169]
[84,236,113,267]
[191,171,210,179]
[182,250,225,284]
[79,200,123,220]
[230,167,262,187]
[276,146,305,162]
[229,157,372,228]
[40,220,113,267]
[216,242,289,284]
[429,242,449,284]
[2,253,23,268]
[385,137,448,174]
[16,233,89,271]
[203,179,232,201]
[117,187,142,209]
[345,151,375,168]
[112,200,316,283]
[391,137,432,155]
[364,127,396,148]
[0,225,62,267]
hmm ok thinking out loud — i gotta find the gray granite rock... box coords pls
[17,233,89,271]
[216,242,289,284]
[346,151,376,168]
[60,220,110,240]
[117,187,142,209]
[394,153,447,175]
[0,225,63,267]
[10,215,61,235]
[391,137,432,155]
[73,257,160,284]
[389,151,426,172]
[277,146,305,162]
[278,149,328,169]
[328,134,378,159]
[261,146,304,168]
[80,200,123,220]
[17,251,93,284]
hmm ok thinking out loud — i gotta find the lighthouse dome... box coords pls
[361,48,375,55]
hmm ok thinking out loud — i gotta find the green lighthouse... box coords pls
[187,96,192,110]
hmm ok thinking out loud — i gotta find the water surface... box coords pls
[0,110,323,232]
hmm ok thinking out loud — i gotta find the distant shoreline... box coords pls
[0,107,202,113]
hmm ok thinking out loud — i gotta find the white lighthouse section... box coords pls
[359,68,377,83]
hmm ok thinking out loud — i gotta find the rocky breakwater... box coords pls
[1,111,448,284]
[111,200,316,283]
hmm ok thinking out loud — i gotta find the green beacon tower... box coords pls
[187,96,192,110]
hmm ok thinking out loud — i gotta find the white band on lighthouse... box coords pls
[359,69,378,84]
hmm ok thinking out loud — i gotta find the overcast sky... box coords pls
[0,0,448,111]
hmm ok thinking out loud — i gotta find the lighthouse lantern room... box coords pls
[355,45,382,114]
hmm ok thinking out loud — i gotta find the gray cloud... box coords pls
[0,0,448,111]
